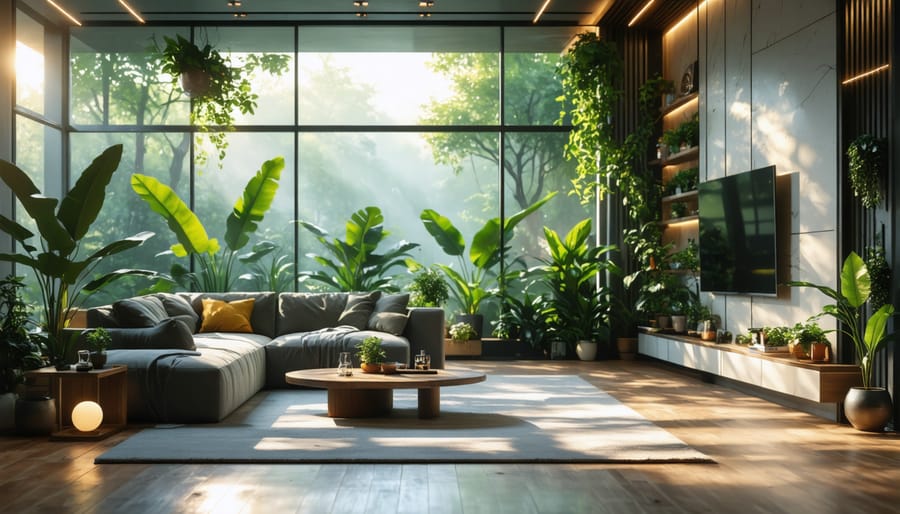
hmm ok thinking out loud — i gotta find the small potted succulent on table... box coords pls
[356,336,386,373]
[85,327,112,369]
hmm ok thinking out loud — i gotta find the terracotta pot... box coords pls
[844,387,892,432]
[789,341,810,360]
[360,362,382,374]
[616,337,638,361]
[809,342,830,363]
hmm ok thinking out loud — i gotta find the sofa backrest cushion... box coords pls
[199,298,255,333]
[157,293,200,332]
[108,318,196,350]
[276,292,349,335]
[184,292,277,338]
[336,291,381,330]
[367,293,410,335]
[112,295,169,327]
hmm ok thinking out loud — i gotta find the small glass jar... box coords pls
[75,350,93,372]
[337,352,353,376]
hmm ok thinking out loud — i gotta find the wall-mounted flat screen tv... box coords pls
[698,165,778,295]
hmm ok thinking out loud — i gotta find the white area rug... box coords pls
[96,375,712,464]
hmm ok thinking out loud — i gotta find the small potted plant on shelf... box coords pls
[85,327,112,370]
[449,322,477,343]
[759,326,791,352]
[356,336,386,373]
[446,321,482,357]
[791,321,831,363]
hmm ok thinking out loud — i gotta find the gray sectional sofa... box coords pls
[86,291,444,423]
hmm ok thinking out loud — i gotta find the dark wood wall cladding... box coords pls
[839,0,896,424]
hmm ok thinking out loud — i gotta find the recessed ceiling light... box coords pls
[354,1,369,6]
[227,0,242,6]
[418,1,434,7]
[356,11,368,17]
[46,0,82,26]
[419,12,431,18]
[233,12,248,18]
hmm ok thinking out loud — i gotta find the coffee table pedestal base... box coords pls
[325,388,441,419]
[327,389,392,418]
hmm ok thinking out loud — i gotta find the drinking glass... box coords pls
[337,352,353,376]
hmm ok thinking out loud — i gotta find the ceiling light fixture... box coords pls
[842,63,890,85]
[233,12,248,18]
[356,11,368,17]
[627,0,655,27]
[667,0,708,35]
[533,0,552,24]
[353,1,369,6]
[419,12,432,18]
[117,0,146,24]
[46,0,82,26]
[227,1,242,6]
[419,1,434,7]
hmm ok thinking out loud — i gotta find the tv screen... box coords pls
[698,166,778,295]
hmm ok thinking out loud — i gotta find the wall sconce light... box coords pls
[71,401,104,433]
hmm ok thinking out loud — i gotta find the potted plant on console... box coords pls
[85,327,111,370]
[357,336,386,374]
[789,251,895,431]
[447,321,480,357]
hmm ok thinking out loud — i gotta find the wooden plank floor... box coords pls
[2,359,899,513]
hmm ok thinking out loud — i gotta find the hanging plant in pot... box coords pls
[789,252,895,431]
[846,134,886,209]
[158,35,290,166]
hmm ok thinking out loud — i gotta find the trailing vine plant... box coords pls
[865,245,891,309]
[158,35,290,167]
[846,134,886,209]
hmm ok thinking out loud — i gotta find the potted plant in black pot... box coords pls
[789,251,895,431]
[85,327,111,369]
[0,145,156,370]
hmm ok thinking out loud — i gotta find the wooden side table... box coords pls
[25,365,128,440]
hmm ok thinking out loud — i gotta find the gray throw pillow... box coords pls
[108,318,196,350]
[155,293,200,332]
[112,295,168,328]
[367,293,410,335]
[276,293,349,335]
[337,291,381,330]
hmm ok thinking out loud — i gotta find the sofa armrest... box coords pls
[404,307,445,369]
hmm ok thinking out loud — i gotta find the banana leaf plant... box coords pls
[297,206,419,292]
[131,156,284,292]
[0,144,155,369]
[788,251,896,388]
[238,241,295,292]
[533,218,619,348]
[420,191,556,316]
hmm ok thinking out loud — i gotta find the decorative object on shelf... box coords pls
[788,251,895,431]
[671,315,687,333]
[667,167,699,195]
[0,145,156,370]
[356,335,386,373]
[414,350,431,370]
[71,401,103,433]
[846,134,886,209]
[75,350,93,372]
[670,202,688,219]
[700,319,717,341]
[680,61,698,96]
[85,327,111,370]
[157,34,290,166]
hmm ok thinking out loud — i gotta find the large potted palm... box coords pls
[789,251,895,431]
[0,145,155,369]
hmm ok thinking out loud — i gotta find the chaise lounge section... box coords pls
[86,291,444,423]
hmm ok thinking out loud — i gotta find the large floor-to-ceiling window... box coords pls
[22,22,593,328]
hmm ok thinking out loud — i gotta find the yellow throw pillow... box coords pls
[199,298,255,333]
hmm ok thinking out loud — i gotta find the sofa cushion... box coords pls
[199,298,255,333]
[184,292,278,338]
[108,318,196,350]
[276,292,349,335]
[112,295,169,328]
[156,293,200,332]
[337,291,381,330]
[367,293,410,335]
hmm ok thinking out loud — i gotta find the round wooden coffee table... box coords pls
[284,368,486,419]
